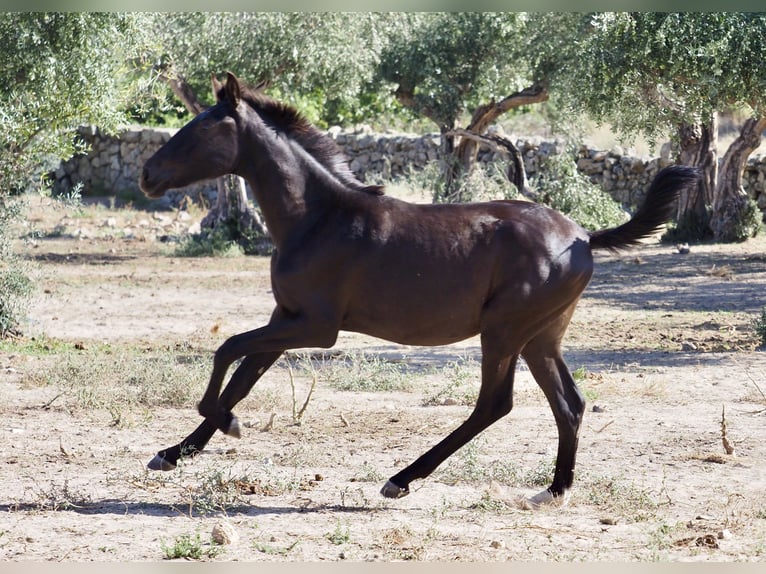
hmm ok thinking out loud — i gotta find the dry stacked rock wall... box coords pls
[52,125,766,218]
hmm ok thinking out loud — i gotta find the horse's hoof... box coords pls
[224,416,241,438]
[147,454,177,472]
[380,480,409,499]
[518,488,569,510]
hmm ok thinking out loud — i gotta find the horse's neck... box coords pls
[239,137,335,247]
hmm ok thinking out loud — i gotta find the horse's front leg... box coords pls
[148,351,282,471]
[197,309,339,436]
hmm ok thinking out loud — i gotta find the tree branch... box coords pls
[447,128,534,199]
[158,70,206,115]
[466,83,549,134]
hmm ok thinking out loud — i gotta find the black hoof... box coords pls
[147,453,177,471]
[380,479,410,499]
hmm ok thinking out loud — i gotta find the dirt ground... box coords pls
[1,194,765,562]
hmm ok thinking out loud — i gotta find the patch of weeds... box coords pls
[646,520,686,556]
[434,439,487,486]
[323,351,412,392]
[326,519,351,545]
[253,539,300,556]
[174,227,244,258]
[352,461,385,483]
[21,344,210,418]
[161,532,224,560]
[187,466,253,516]
[338,486,372,509]
[437,440,555,492]
[182,463,307,515]
[421,357,480,406]
[577,471,658,522]
[0,334,85,356]
[470,490,511,513]
[520,458,555,488]
[27,479,92,511]
[752,306,766,348]
[572,366,600,401]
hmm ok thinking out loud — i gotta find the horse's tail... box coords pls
[589,165,700,252]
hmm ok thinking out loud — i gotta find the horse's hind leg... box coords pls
[148,350,282,471]
[520,321,585,509]
[381,337,518,498]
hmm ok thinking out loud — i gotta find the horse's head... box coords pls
[140,72,244,198]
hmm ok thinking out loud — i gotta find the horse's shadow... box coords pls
[0,499,380,518]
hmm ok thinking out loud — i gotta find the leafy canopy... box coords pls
[378,13,530,129]
[562,12,766,140]
[0,12,151,193]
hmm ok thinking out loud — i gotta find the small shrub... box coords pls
[326,520,351,545]
[753,306,766,348]
[175,227,244,258]
[161,532,223,560]
[0,199,33,337]
[533,153,628,231]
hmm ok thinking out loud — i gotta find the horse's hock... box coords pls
[51,123,766,217]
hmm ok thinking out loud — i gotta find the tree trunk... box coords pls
[160,71,269,242]
[709,116,766,242]
[448,128,534,200]
[200,174,268,238]
[454,83,548,175]
[438,124,461,202]
[394,82,547,203]
[675,115,718,240]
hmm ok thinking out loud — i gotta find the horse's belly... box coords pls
[342,291,483,346]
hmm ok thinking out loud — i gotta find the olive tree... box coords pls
[0,12,149,335]
[564,12,766,242]
[142,12,399,240]
[377,13,587,201]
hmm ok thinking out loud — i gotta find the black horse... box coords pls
[140,72,700,508]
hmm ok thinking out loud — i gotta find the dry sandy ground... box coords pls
[1,196,765,562]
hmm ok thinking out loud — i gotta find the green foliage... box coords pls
[0,199,32,337]
[0,13,154,338]
[323,351,412,393]
[161,532,223,560]
[0,13,151,193]
[431,161,521,204]
[326,520,351,545]
[174,218,272,258]
[532,153,628,231]
[753,306,766,348]
[379,13,528,129]
[144,13,401,127]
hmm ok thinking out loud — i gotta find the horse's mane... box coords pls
[228,84,385,196]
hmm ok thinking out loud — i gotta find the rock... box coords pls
[211,522,238,545]
[718,529,732,540]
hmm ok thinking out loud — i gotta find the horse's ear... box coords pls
[224,71,241,106]
[211,74,224,102]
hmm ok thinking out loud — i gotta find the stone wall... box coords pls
[52,125,766,216]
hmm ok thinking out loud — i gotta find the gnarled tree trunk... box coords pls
[710,116,766,242]
[676,114,717,240]
[394,82,548,203]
